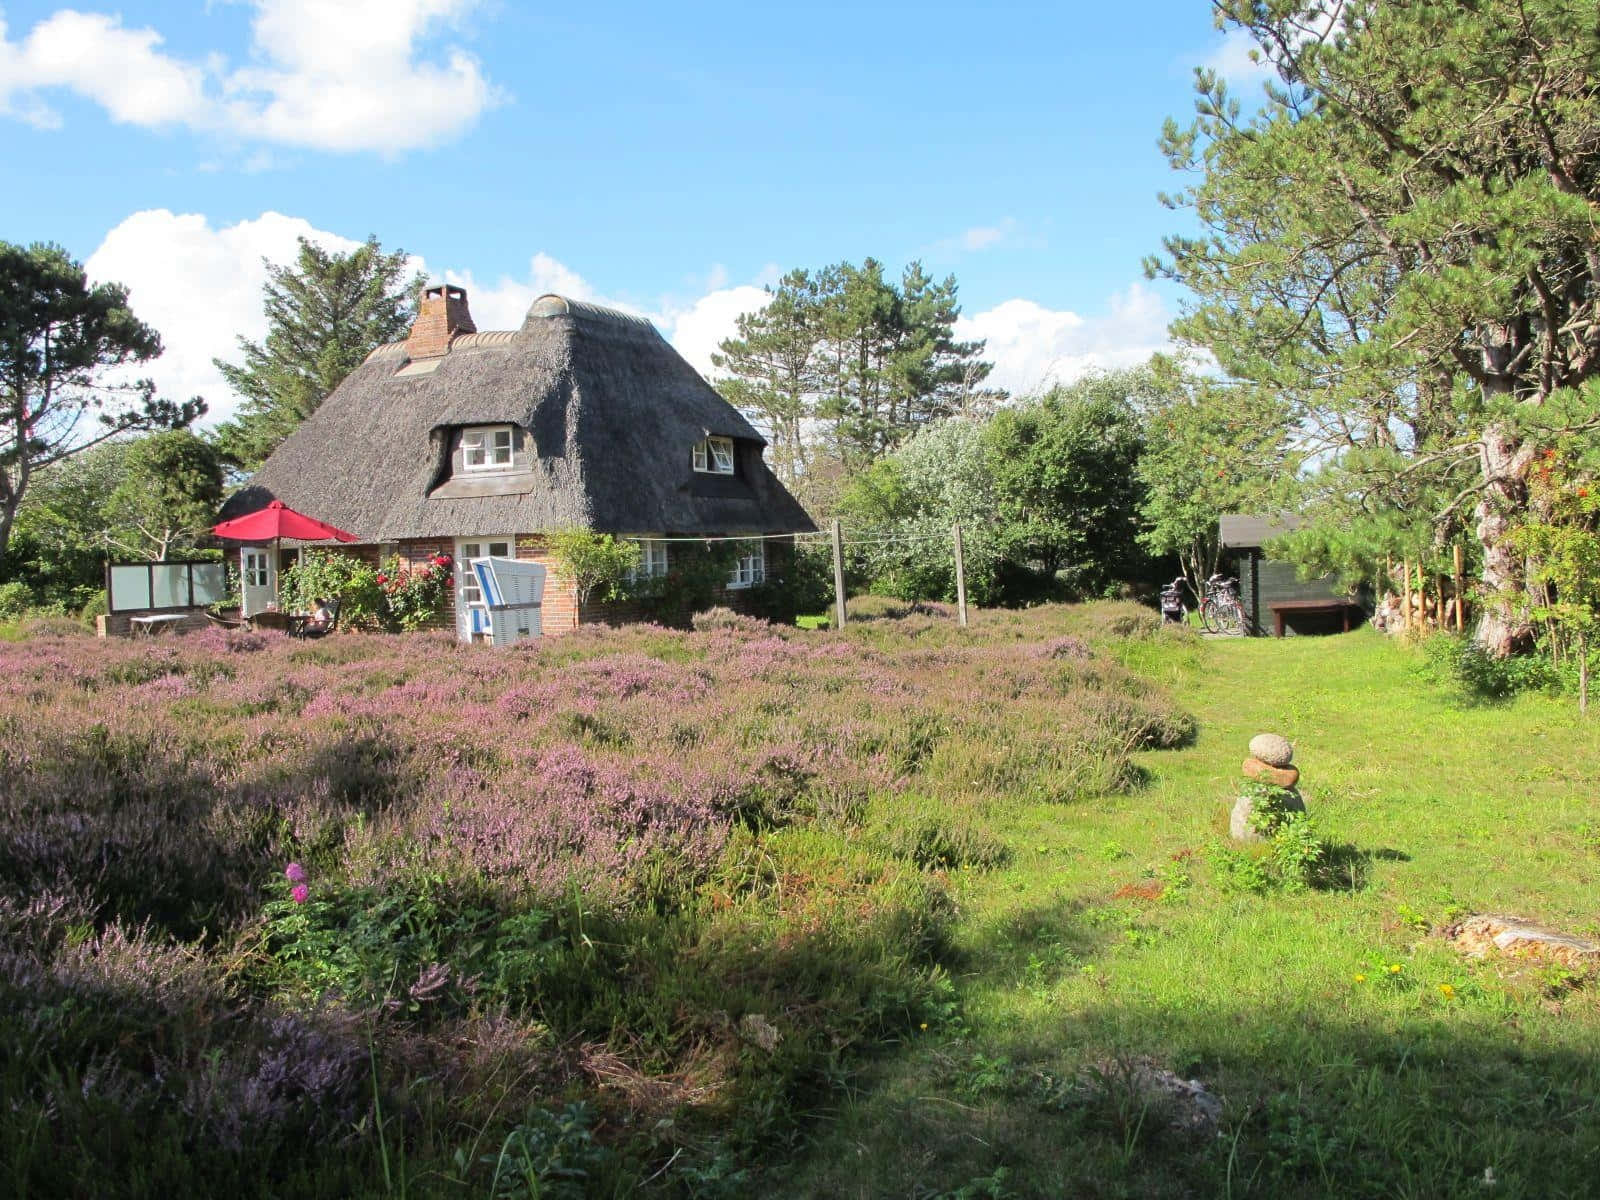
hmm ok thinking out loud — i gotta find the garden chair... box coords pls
[294,598,341,639]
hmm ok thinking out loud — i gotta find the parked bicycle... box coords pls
[1199,573,1246,636]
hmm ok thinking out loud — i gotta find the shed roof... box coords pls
[222,293,815,541]
[1219,512,1305,549]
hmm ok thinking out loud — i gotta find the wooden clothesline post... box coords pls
[1453,543,1465,633]
[953,522,969,628]
[830,518,847,630]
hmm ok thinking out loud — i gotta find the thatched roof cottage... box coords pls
[221,286,816,637]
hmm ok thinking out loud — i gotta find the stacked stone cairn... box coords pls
[1230,733,1306,841]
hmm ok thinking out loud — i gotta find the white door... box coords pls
[241,547,275,616]
[454,536,513,642]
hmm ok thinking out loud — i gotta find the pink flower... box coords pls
[284,862,307,883]
[290,884,310,904]
[376,573,388,584]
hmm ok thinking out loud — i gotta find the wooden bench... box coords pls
[1268,598,1363,637]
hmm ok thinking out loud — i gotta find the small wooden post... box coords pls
[1435,579,1445,627]
[830,518,847,630]
[1453,543,1465,632]
[953,521,970,628]
[1401,556,1412,630]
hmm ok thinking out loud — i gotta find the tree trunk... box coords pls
[1579,629,1588,717]
[0,496,16,579]
[1472,420,1535,656]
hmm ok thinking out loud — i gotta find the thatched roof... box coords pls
[222,293,815,541]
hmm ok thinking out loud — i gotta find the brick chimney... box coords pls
[405,284,476,359]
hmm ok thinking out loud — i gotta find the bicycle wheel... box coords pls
[1198,597,1218,633]
[1214,596,1245,636]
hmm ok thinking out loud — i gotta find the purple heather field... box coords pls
[0,603,1192,1190]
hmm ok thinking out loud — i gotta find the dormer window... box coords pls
[463,426,513,472]
[693,435,735,475]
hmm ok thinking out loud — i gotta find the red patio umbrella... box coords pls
[213,501,357,616]
[212,500,357,544]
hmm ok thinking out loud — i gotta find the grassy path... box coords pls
[784,629,1600,1199]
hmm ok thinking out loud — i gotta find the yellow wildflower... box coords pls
[1353,974,1367,984]
[1438,984,1456,998]
[919,1022,928,1031]
[1388,963,1403,974]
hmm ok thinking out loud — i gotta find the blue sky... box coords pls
[0,1,1265,421]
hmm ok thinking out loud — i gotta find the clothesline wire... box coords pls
[631,527,981,547]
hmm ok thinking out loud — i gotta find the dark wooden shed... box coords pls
[1219,514,1368,636]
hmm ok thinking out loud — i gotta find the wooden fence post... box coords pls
[1453,543,1465,633]
[1402,556,1412,630]
[953,522,969,628]
[831,519,847,630]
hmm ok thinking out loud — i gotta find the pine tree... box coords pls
[0,241,199,576]
[1152,0,1600,654]
[713,257,1000,494]
[711,268,831,484]
[214,236,422,471]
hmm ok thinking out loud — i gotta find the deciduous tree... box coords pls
[103,430,224,561]
[1134,363,1294,589]
[986,371,1150,597]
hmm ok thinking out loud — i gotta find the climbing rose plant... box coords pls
[380,554,454,632]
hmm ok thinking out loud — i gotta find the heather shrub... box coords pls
[0,600,1189,1194]
[1081,599,1162,640]
[21,613,92,637]
[692,605,774,635]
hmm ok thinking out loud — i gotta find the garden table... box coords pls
[130,613,187,636]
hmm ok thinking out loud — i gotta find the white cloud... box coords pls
[958,221,1012,251]
[3,10,210,128]
[1202,27,1273,83]
[0,0,501,152]
[956,282,1174,398]
[85,210,365,423]
[83,207,1173,431]
[440,253,606,332]
[662,285,771,380]
[223,0,503,152]
[929,217,1030,256]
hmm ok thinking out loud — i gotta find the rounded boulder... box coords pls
[1242,757,1300,788]
[1229,787,1306,842]
[1248,733,1294,768]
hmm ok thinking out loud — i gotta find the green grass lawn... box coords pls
[782,628,1600,1199]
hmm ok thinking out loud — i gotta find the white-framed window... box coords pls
[727,540,765,589]
[457,537,513,607]
[243,549,270,587]
[629,539,669,581]
[692,435,735,475]
[462,426,514,472]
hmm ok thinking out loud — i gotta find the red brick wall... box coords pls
[97,609,212,638]
[391,539,457,632]
[321,534,793,640]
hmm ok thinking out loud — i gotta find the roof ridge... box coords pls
[363,341,410,363]
[524,293,657,332]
